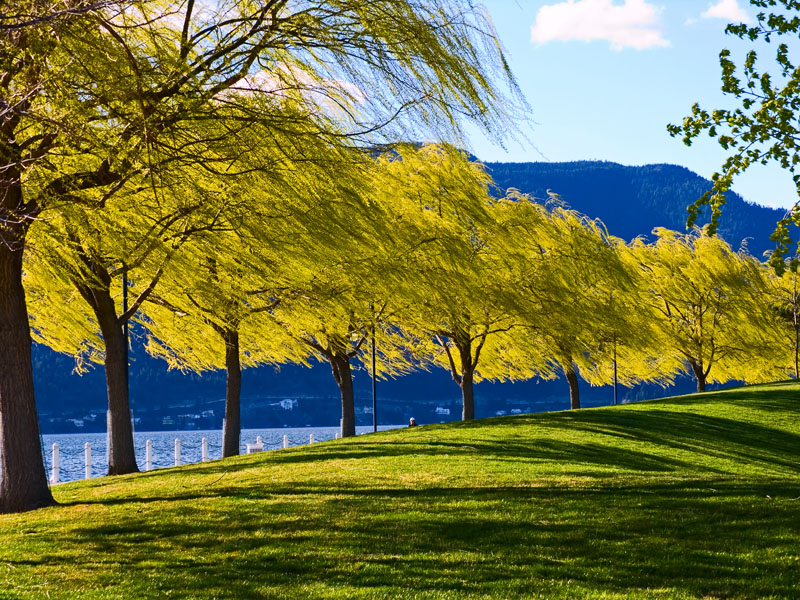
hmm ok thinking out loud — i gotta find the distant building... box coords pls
[178,414,200,429]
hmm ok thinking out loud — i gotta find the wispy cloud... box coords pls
[530,0,669,51]
[701,0,752,24]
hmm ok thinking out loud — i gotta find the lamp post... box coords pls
[122,263,129,392]
[371,309,377,433]
[122,264,132,432]
[613,334,618,406]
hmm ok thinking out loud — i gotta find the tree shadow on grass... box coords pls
[540,409,800,472]
[26,388,800,598]
[216,406,798,476]
[66,401,798,497]
[37,478,800,599]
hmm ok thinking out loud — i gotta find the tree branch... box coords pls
[435,335,461,385]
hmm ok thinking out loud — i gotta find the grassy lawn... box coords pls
[1,383,799,599]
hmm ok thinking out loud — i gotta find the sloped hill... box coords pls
[487,161,786,257]
[3,383,799,598]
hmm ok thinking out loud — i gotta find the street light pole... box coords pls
[122,263,129,393]
[613,334,618,406]
[372,316,377,433]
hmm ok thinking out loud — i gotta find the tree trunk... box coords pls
[696,375,706,393]
[221,329,241,458]
[460,369,475,420]
[0,223,55,513]
[94,292,138,475]
[566,365,580,410]
[458,340,475,421]
[689,359,706,393]
[330,353,356,438]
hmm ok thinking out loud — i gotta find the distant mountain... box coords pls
[486,161,785,257]
[33,161,785,432]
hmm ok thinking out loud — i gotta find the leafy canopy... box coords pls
[668,0,800,273]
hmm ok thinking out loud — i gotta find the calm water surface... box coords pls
[40,425,402,484]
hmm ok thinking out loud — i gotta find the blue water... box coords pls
[41,425,402,484]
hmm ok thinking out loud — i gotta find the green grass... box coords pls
[2,383,800,599]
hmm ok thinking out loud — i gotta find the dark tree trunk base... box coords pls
[331,354,356,438]
[689,360,707,394]
[0,227,55,513]
[222,329,242,458]
[461,371,475,421]
[566,367,580,410]
[95,292,139,476]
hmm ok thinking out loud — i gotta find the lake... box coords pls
[39,425,403,484]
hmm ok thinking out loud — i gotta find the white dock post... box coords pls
[283,434,289,449]
[201,437,209,462]
[174,438,181,466]
[50,443,60,484]
[145,440,153,471]
[309,433,315,444]
[246,436,264,454]
[84,442,92,480]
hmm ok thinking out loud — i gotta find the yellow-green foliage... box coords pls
[140,152,369,372]
[487,197,671,388]
[24,166,235,368]
[27,139,796,399]
[365,145,520,384]
[759,262,800,378]
[634,228,783,386]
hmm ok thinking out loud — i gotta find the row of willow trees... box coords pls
[1,0,528,512]
[24,143,800,484]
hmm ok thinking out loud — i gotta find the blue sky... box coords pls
[468,0,797,210]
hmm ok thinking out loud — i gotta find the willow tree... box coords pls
[2,0,526,512]
[25,99,361,471]
[273,144,520,426]
[270,285,398,438]
[257,147,455,437]
[24,172,231,474]
[139,159,361,454]
[142,232,308,457]
[363,145,532,422]
[634,229,780,392]
[764,260,800,378]
[579,241,681,399]
[494,197,664,410]
[145,143,431,441]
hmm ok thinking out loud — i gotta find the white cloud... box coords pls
[530,0,669,51]
[701,0,752,24]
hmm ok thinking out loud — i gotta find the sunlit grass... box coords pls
[2,382,799,599]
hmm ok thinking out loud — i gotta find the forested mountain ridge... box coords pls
[33,161,790,431]
[486,161,786,258]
